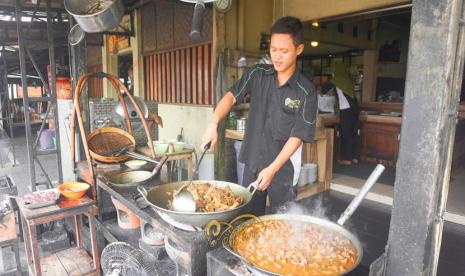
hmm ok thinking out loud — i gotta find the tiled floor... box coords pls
[331,166,465,224]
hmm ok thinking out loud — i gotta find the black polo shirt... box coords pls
[230,64,317,174]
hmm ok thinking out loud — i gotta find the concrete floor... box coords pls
[1,126,59,275]
[0,126,59,196]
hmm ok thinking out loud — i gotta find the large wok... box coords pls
[106,155,168,190]
[223,164,385,276]
[137,180,255,229]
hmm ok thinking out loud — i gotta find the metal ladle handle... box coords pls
[152,154,169,176]
[246,179,261,196]
[193,141,211,178]
[137,185,148,200]
[337,164,385,226]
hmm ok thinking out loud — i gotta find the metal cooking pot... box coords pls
[107,171,155,189]
[137,180,255,229]
[64,0,125,33]
[224,214,363,276]
[224,164,386,276]
[115,95,149,120]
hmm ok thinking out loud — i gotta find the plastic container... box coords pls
[153,140,168,154]
[57,182,90,200]
[298,163,318,187]
[38,129,55,150]
[56,77,72,100]
[173,142,186,152]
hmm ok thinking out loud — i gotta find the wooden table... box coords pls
[137,147,194,182]
[16,196,100,276]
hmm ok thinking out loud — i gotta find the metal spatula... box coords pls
[171,141,211,212]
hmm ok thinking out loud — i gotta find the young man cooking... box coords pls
[201,17,317,216]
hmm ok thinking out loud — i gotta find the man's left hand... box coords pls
[256,166,278,191]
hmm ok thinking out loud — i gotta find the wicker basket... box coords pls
[87,127,135,163]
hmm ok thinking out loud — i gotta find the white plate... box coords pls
[125,160,148,169]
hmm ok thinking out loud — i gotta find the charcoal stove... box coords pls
[140,218,165,246]
[207,247,257,276]
[96,176,215,276]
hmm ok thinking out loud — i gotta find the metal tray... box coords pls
[22,189,60,209]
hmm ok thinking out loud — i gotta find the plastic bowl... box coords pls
[125,160,148,169]
[58,182,90,200]
[173,142,186,152]
[153,140,168,154]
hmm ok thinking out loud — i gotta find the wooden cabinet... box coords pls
[361,122,400,166]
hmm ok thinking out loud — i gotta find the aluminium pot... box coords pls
[224,164,386,275]
[137,180,255,229]
[223,214,363,276]
[64,0,125,33]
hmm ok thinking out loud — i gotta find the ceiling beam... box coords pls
[0,4,65,13]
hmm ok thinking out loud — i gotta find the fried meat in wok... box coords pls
[168,183,244,212]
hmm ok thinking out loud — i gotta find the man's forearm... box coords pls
[268,137,303,172]
[211,91,236,124]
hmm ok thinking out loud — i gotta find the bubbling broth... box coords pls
[232,219,358,276]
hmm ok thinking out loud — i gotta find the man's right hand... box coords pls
[201,122,218,150]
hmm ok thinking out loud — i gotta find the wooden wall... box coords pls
[141,0,213,105]
[140,0,212,54]
[86,46,103,99]
[87,64,104,99]
[144,43,213,105]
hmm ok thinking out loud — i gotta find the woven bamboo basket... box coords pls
[87,127,136,163]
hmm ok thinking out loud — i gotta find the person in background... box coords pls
[326,61,360,165]
[200,16,317,216]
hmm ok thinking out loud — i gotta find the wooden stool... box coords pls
[16,196,100,276]
[0,238,21,276]
[0,211,21,276]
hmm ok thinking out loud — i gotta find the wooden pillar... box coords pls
[370,0,465,275]
[362,50,378,102]
[213,9,227,180]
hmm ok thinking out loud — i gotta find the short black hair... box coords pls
[270,16,304,46]
[321,82,336,94]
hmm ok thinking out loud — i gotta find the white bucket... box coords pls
[297,163,318,187]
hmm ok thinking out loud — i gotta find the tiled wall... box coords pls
[89,98,158,146]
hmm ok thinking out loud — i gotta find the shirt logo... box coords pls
[285,97,300,109]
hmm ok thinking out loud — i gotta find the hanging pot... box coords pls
[64,0,125,33]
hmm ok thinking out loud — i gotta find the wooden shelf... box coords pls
[296,182,327,200]
[39,247,97,276]
[359,114,402,125]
